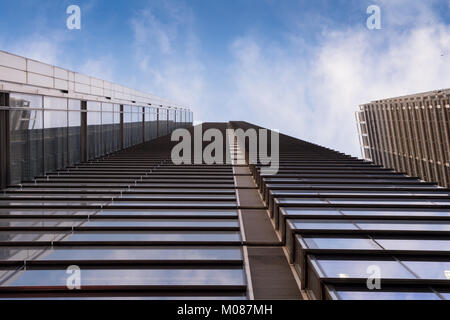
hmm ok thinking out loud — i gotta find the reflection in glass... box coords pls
[44,96,68,173]
[68,99,81,166]
[283,208,342,216]
[101,103,114,155]
[123,105,132,148]
[402,261,450,280]
[304,236,381,250]
[63,231,241,242]
[336,290,440,300]
[375,239,450,251]
[82,219,239,227]
[9,93,43,184]
[38,246,242,261]
[3,268,246,287]
[290,220,358,230]
[341,209,450,217]
[95,210,238,217]
[87,101,102,159]
[357,221,450,232]
[316,258,416,279]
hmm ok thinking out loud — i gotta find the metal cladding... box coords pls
[357,89,450,188]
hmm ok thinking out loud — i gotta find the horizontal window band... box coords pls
[0,226,241,232]
[0,241,244,247]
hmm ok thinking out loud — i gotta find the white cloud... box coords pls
[5,33,66,66]
[78,56,116,82]
[130,0,205,110]
[227,2,450,157]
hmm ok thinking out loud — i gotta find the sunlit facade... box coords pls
[357,89,450,188]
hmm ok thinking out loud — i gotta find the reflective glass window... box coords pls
[316,258,416,279]
[375,239,450,251]
[63,231,241,242]
[282,208,342,216]
[9,93,44,184]
[289,220,358,230]
[87,101,102,159]
[123,105,132,148]
[303,236,381,250]
[68,100,81,165]
[37,246,242,261]
[341,209,450,218]
[101,103,114,155]
[43,97,68,173]
[95,210,238,217]
[401,261,450,280]
[336,290,441,300]
[3,268,246,287]
[82,219,239,227]
[356,221,450,232]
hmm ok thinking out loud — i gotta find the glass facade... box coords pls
[0,125,245,299]
[5,93,193,185]
[144,107,158,141]
[87,101,102,159]
[248,120,450,300]
[9,94,44,184]
[43,96,68,173]
[68,99,81,166]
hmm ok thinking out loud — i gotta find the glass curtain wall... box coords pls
[9,94,44,184]
[68,100,81,166]
[168,109,175,132]
[123,105,132,148]
[87,101,102,160]
[101,103,114,156]
[113,104,121,152]
[144,107,158,142]
[132,106,143,146]
[43,97,68,173]
[6,93,192,185]
[159,108,168,137]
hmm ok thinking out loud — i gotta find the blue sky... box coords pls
[1,0,449,156]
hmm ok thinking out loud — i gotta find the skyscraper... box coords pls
[0,52,449,300]
[357,89,450,188]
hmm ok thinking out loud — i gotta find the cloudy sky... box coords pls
[0,0,449,157]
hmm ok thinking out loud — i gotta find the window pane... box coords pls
[303,236,381,250]
[68,100,81,165]
[316,258,416,279]
[402,261,450,280]
[356,221,450,232]
[282,208,342,216]
[9,94,43,184]
[3,268,246,287]
[43,97,68,173]
[123,105,132,148]
[375,239,450,251]
[289,220,358,230]
[36,246,242,261]
[87,101,102,159]
[341,209,450,217]
[336,290,441,300]
[81,219,239,227]
[101,103,114,155]
[95,210,238,217]
[63,231,241,242]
